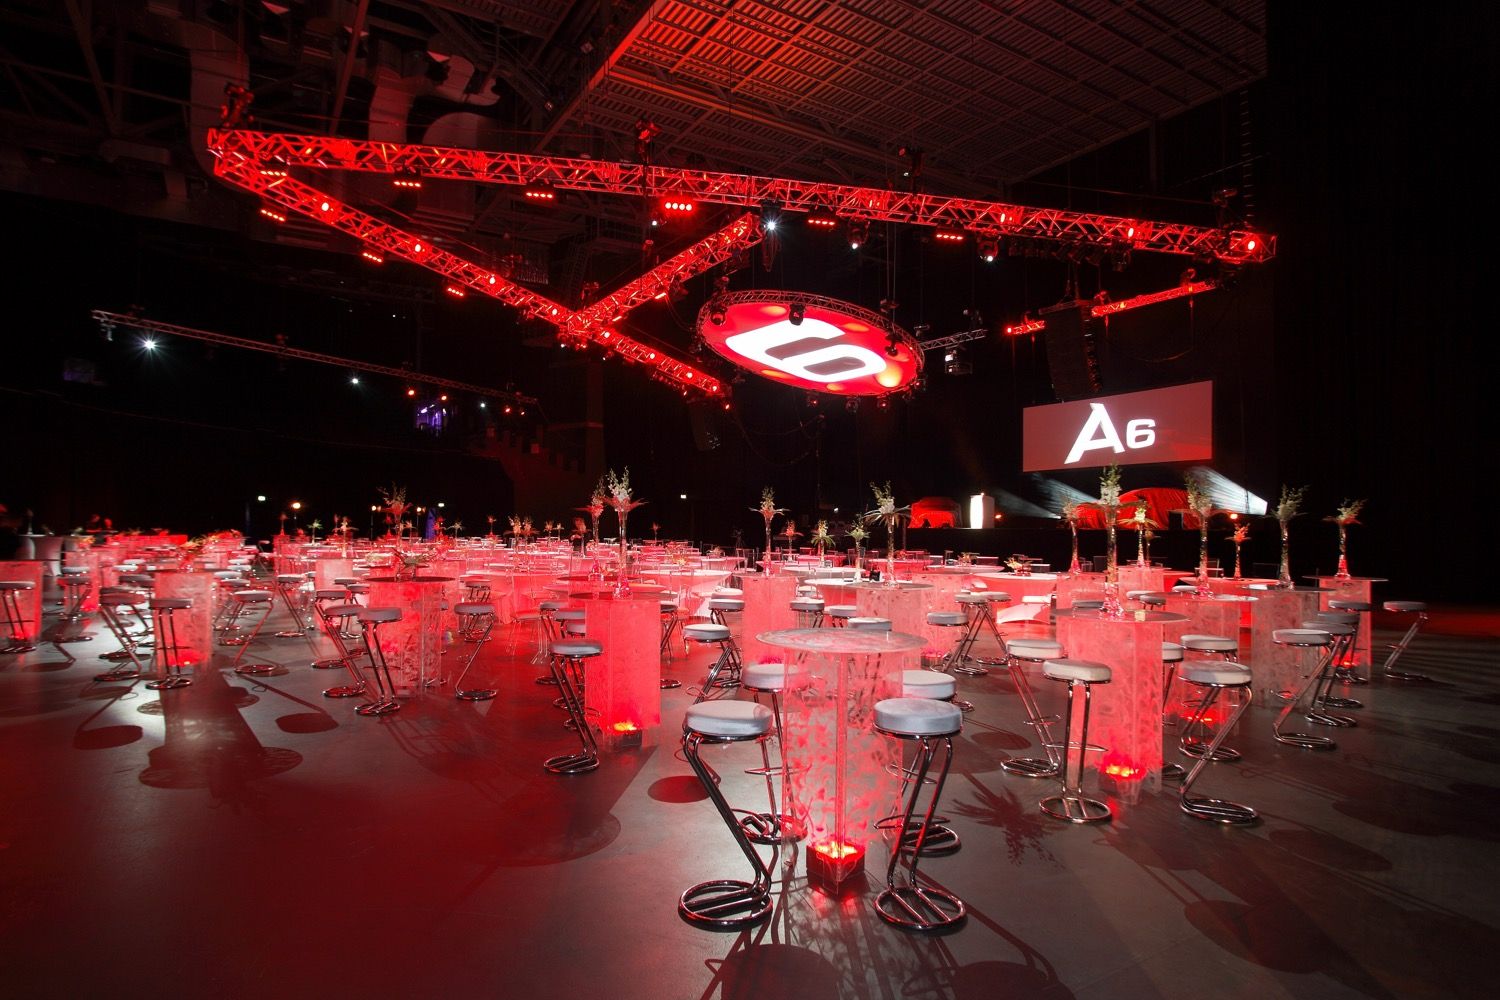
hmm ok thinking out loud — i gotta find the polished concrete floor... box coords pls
[2,594,1497,999]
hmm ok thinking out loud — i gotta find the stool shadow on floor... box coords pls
[649,774,710,803]
[945,774,1058,866]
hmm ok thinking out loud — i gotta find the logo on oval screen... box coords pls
[698,293,922,396]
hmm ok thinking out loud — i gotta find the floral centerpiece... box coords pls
[753,487,787,571]
[1325,498,1365,582]
[605,468,644,595]
[507,515,522,546]
[1229,522,1250,579]
[378,484,418,576]
[1088,464,1125,616]
[1060,499,1085,574]
[521,516,534,542]
[1184,473,1216,595]
[810,520,833,562]
[486,515,498,540]
[864,482,911,587]
[1273,485,1308,588]
[1125,503,1160,570]
[847,523,869,574]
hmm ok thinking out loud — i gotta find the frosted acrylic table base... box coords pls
[580,593,662,751]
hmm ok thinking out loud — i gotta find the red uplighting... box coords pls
[611,721,639,733]
[259,206,286,223]
[811,840,862,860]
[1101,753,1145,780]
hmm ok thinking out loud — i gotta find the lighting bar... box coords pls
[207,130,1275,263]
[1091,280,1218,317]
[91,310,539,407]
[1005,318,1044,336]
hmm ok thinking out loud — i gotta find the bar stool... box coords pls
[545,639,603,774]
[1072,599,1104,612]
[790,596,824,628]
[460,575,492,603]
[659,600,683,686]
[56,576,95,643]
[1039,658,1112,824]
[947,592,992,674]
[738,661,795,845]
[317,603,367,699]
[97,586,151,658]
[273,574,312,638]
[1,580,37,653]
[211,574,250,634]
[1177,662,1257,824]
[872,697,966,930]
[94,591,148,681]
[1001,638,1066,778]
[679,700,775,928]
[1326,599,1372,682]
[145,597,193,690]
[882,671,962,855]
[228,590,279,676]
[686,623,740,699]
[847,616,892,632]
[1181,634,1239,661]
[926,609,975,713]
[708,596,744,628]
[1158,642,1188,780]
[354,607,403,716]
[826,605,856,627]
[532,600,568,682]
[308,589,354,669]
[452,602,498,701]
[1272,628,1337,750]
[1381,600,1430,681]
[1303,619,1361,713]
[1313,610,1360,671]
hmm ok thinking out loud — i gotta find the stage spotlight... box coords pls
[806,209,838,230]
[142,338,157,351]
[759,200,781,231]
[709,304,726,325]
[884,332,900,358]
[847,220,868,250]
[845,397,859,413]
[523,181,557,201]
[978,235,1000,262]
[349,374,360,385]
[392,171,422,190]
[789,302,806,326]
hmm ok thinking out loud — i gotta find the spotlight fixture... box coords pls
[258,157,288,178]
[349,374,360,385]
[523,181,556,201]
[392,171,423,190]
[445,284,466,298]
[934,228,965,243]
[709,303,726,326]
[360,246,385,265]
[884,332,900,358]
[806,209,838,230]
[977,234,1000,262]
[845,397,860,413]
[789,302,806,326]
[662,197,695,214]
[406,387,417,397]
[259,205,286,224]
[142,338,157,351]
[847,219,868,250]
[944,348,972,376]
[759,200,781,231]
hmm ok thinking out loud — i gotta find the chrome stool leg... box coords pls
[1040,669,1112,824]
[94,599,145,681]
[231,595,279,676]
[1272,632,1337,750]
[1001,653,1062,778]
[544,649,600,774]
[319,606,367,699]
[1382,605,1430,681]
[354,617,401,716]
[1,584,38,653]
[1179,678,1256,825]
[453,609,498,702]
[144,603,192,691]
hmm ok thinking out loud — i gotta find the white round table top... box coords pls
[849,581,934,592]
[975,572,1060,582]
[1054,608,1191,624]
[756,627,926,654]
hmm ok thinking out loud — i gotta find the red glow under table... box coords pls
[758,627,921,884]
[153,570,215,671]
[1053,607,1190,800]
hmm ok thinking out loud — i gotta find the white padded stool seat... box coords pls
[1303,619,1353,636]
[553,609,586,622]
[1181,634,1237,652]
[232,590,273,602]
[1162,642,1185,662]
[1181,661,1252,686]
[99,592,141,606]
[0,580,35,590]
[683,623,731,642]
[1126,590,1151,599]
[1043,658,1112,684]
[333,577,360,586]
[456,602,494,615]
[927,611,966,626]
[60,576,91,586]
[315,588,347,600]
[982,591,1013,603]
[119,574,153,586]
[826,605,856,618]
[1136,593,1169,606]
[345,584,369,594]
[1021,595,1050,606]
[790,598,825,611]
[874,697,962,736]
[1274,628,1330,646]
[795,585,818,596]
[1315,611,1359,625]
[149,597,191,610]
[539,600,567,612]
[685,700,772,738]
[1328,599,1371,612]
[1008,638,1064,659]
[712,587,743,597]
[901,670,957,700]
[60,567,87,576]
[848,617,892,631]
[275,574,303,584]
[742,661,788,691]
[1172,584,1198,593]
[708,598,745,612]
[1384,600,1426,612]
[324,604,362,619]
[659,601,679,612]
[1072,599,1104,610]
[358,607,402,624]
[213,571,241,580]
[551,640,603,658]
[564,620,588,635]
[955,592,988,605]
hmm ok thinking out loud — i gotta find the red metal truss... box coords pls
[208,130,1274,264]
[1005,279,1220,335]
[209,130,729,398]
